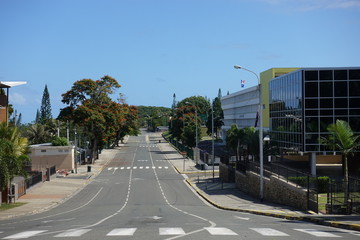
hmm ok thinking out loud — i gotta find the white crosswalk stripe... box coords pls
[3,230,47,239]
[54,229,91,237]
[294,229,342,237]
[250,228,289,236]
[106,228,137,236]
[2,226,354,238]
[107,166,169,171]
[159,228,185,235]
[205,227,238,235]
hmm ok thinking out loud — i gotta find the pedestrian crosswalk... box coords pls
[139,144,158,148]
[107,166,169,171]
[1,227,358,239]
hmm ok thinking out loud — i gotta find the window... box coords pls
[335,98,348,108]
[320,82,333,97]
[334,82,348,97]
[320,98,333,108]
[334,70,347,80]
[349,81,360,96]
[305,99,318,108]
[305,70,318,81]
[305,82,318,97]
[320,70,333,80]
[349,69,360,80]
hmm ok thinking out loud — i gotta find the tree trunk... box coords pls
[344,154,349,203]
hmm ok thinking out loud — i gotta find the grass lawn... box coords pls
[0,202,27,211]
[318,194,327,213]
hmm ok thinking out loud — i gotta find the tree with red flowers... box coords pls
[58,76,123,162]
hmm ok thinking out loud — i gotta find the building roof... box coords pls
[0,81,27,88]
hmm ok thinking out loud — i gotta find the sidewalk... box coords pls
[0,147,119,221]
[155,136,360,232]
[1,135,359,232]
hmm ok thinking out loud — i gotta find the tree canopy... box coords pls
[0,123,29,191]
[40,84,52,124]
[58,76,139,162]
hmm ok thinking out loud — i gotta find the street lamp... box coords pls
[234,65,264,201]
[211,103,215,181]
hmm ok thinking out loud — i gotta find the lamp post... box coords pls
[211,103,215,181]
[234,65,264,201]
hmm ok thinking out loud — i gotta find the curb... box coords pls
[184,179,360,232]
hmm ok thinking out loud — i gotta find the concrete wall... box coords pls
[29,145,75,171]
[235,170,308,210]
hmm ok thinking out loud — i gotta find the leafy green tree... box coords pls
[35,109,40,123]
[319,119,360,202]
[206,97,224,138]
[40,84,52,124]
[58,75,122,162]
[0,123,29,195]
[170,96,210,145]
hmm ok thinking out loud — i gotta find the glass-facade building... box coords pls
[269,67,360,153]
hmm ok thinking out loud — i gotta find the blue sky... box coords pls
[1,0,359,123]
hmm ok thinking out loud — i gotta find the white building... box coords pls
[221,85,259,141]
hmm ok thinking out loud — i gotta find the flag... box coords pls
[241,80,245,88]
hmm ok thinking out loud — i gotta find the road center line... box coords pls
[147,139,216,240]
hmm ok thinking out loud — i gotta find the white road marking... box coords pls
[159,228,185,235]
[133,166,137,169]
[139,166,143,169]
[3,230,47,239]
[234,216,250,220]
[108,167,112,170]
[294,229,341,237]
[205,227,237,235]
[250,228,289,236]
[107,228,137,236]
[54,229,91,237]
[146,166,150,169]
[158,166,163,169]
[127,167,131,169]
[120,167,124,170]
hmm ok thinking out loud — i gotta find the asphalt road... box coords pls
[0,132,359,239]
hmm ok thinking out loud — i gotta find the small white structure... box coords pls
[29,144,75,171]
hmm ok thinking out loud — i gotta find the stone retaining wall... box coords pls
[235,170,308,210]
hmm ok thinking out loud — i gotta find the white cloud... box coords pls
[257,0,360,10]
[9,92,27,105]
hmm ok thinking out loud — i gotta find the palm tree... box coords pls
[226,124,243,162]
[0,123,30,195]
[26,123,50,144]
[319,119,360,202]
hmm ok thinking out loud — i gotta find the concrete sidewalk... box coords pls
[155,136,360,232]
[0,147,120,221]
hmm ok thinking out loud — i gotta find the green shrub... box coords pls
[51,137,69,146]
[287,176,330,193]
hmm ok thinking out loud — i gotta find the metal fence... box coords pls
[327,177,360,214]
[25,171,44,189]
[166,138,194,158]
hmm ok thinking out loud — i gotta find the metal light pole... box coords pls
[74,128,78,174]
[211,103,215,181]
[234,65,264,201]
